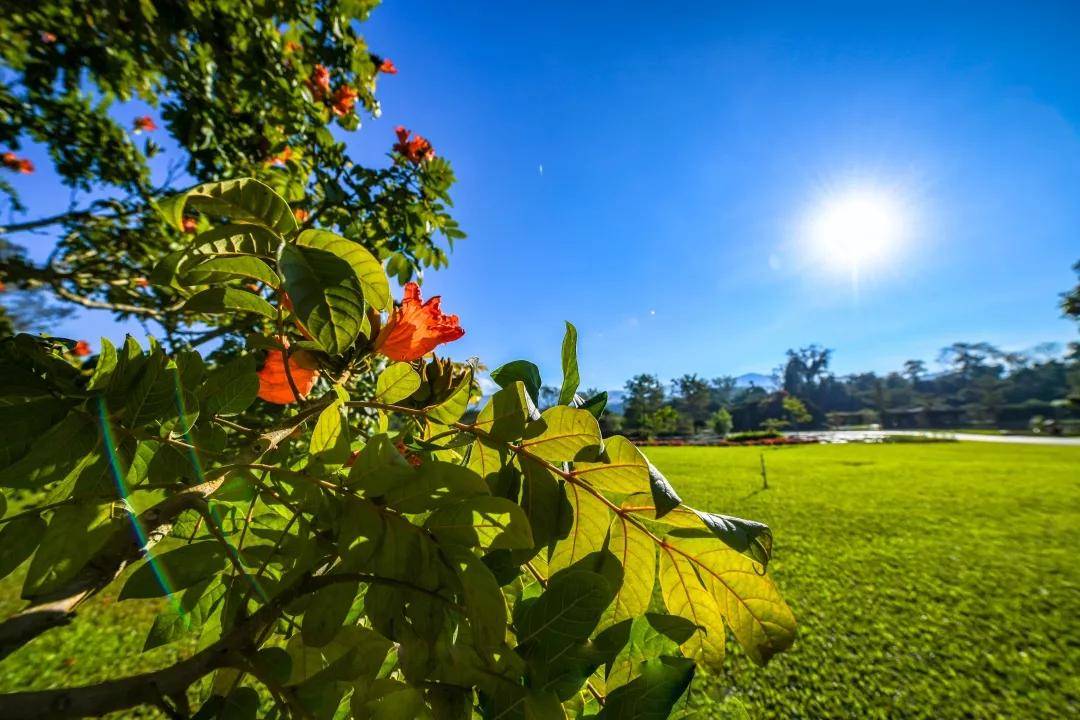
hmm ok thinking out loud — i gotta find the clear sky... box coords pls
[11,0,1080,390]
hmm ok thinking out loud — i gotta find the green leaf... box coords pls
[278,242,366,355]
[297,229,391,311]
[86,338,118,392]
[219,687,260,720]
[0,515,47,582]
[353,680,432,720]
[180,256,280,287]
[445,545,507,654]
[558,321,580,406]
[23,500,117,597]
[302,577,360,648]
[120,541,228,600]
[0,412,99,490]
[144,576,227,650]
[376,363,421,403]
[473,382,532,442]
[659,535,795,666]
[578,390,608,419]
[425,496,534,550]
[520,407,601,463]
[516,569,611,659]
[648,463,682,519]
[167,178,297,236]
[182,223,279,261]
[182,287,277,319]
[490,360,542,405]
[668,511,774,569]
[596,657,695,720]
[598,614,696,690]
[572,436,650,494]
[425,372,472,426]
[606,514,657,626]
[383,461,489,514]
[309,387,351,467]
[199,355,260,416]
[346,434,414,495]
[520,459,568,551]
[548,482,611,573]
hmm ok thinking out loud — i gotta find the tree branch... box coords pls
[0,479,223,662]
[0,409,316,660]
[0,572,450,719]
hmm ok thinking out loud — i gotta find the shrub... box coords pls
[711,407,733,437]
[0,179,796,719]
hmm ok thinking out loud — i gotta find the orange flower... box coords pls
[73,340,92,357]
[371,54,398,75]
[393,126,435,164]
[134,277,149,288]
[257,348,320,404]
[1,152,33,174]
[284,40,301,54]
[0,280,6,292]
[330,85,358,117]
[133,116,157,132]
[306,64,331,101]
[40,31,57,44]
[181,216,198,233]
[375,282,464,361]
[293,208,309,222]
[268,146,293,166]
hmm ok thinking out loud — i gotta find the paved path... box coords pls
[787,429,1080,447]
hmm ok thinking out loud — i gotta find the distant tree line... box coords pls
[585,262,1080,437]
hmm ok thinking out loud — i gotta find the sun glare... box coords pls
[807,190,904,274]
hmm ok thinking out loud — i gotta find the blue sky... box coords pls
[8,1,1080,390]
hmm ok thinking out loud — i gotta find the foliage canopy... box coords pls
[0,178,795,719]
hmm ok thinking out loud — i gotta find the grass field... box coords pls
[647,442,1080,719]
[1,442,1077,719]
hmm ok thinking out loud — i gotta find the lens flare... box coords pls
[96,397,182,612]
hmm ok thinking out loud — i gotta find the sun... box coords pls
[807,190,904,272]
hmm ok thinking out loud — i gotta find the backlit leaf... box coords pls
[376,362,421,403]
[607,514,657,625]
[572,436,650,495]
[660,535,795,666]
[549,481,611,573]
[472,381,531,441]
[520,407,601,463]
[425,496,534,550]
[558,321,580,406]
[426,372,472,426]
[596,657,695,720]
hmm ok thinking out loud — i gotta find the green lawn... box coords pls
[646,442,1080,719]
[1,442,1077,719]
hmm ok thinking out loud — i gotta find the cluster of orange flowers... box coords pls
[306,64,362,117]
[258,282,464,404]
[1,152,33,174]
[268,146,293,167]
[132,116,157,132]
[393,126,435,164]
